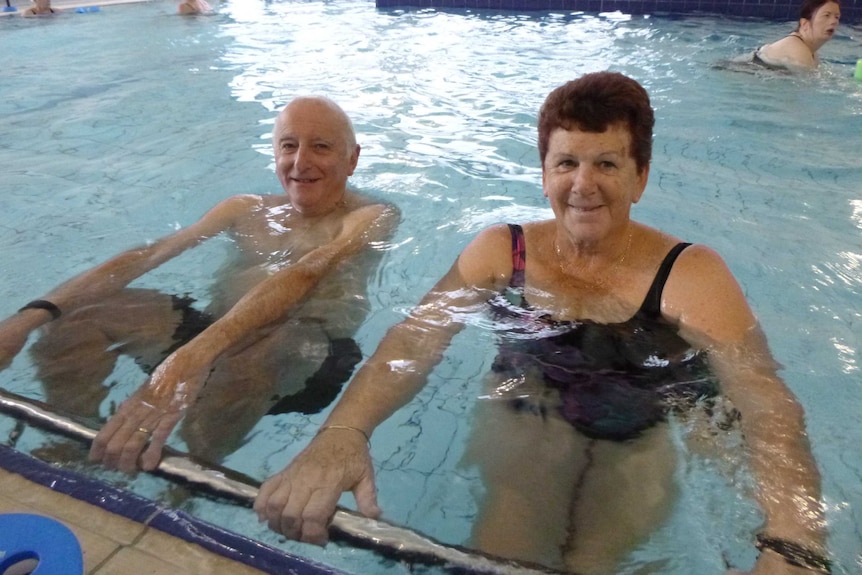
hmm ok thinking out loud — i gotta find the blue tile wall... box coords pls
[375,0,861,24]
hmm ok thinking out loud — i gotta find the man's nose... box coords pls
[293,145,312,171]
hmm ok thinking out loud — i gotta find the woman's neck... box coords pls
[791,28,826,54]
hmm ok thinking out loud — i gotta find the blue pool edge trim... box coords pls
[0,444,349,575]
[374,0,862,25]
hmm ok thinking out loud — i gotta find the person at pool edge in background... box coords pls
[254,73,829,575]
[177,0,212,15]
[750,0,840,70]
[0,96,398,473]
[21,0,57,17]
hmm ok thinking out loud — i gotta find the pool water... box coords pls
[1,1,861,573]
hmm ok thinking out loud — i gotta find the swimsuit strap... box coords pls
[507,223,526,288]
[789,33,815,59]
[637,242,692,319]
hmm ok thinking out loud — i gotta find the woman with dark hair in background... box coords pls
[751,0,841,70]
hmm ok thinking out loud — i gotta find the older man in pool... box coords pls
[0,96,398,472]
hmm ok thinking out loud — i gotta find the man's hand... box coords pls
[89,345,211,472]
[254,427,380,545]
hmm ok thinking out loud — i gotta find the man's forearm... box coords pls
[187,217,384,366]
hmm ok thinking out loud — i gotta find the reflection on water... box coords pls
[1,1,861,573]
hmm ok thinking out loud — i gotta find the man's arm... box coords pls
[254,224,513,545]
[667,246,826,575]
[90,203,400,472]
[0,195,250,371]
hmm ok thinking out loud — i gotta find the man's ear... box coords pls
[348,144,360,176]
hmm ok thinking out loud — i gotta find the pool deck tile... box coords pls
[0,466,269,575]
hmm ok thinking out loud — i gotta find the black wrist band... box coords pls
[18,299,62,320]
[755,534,832,574]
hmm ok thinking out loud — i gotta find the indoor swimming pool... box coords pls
[1,1,861,573]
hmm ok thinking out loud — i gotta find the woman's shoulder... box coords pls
[471,220,556,252]
[756,36,815,69]
[467,223,519,251]
[633,225,727,284]
[659,242,740,304]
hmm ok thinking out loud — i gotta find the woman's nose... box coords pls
[572,166,596,194]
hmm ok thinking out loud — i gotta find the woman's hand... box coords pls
[89,345,212,472]
[254,427,380,545]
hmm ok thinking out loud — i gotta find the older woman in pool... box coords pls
[255,72,829,575]
[751,0,841,70]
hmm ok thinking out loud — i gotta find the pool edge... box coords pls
[0,444,350,575]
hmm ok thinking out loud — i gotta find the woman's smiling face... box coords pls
[542,122,648,244]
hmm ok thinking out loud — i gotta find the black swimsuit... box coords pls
[489,224,718,441]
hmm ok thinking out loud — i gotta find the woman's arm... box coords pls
[667,245,827,573]
[254,223,514,544]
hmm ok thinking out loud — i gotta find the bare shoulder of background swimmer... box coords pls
[757,37,815,68]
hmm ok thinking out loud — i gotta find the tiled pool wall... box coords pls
[375,0,861,24]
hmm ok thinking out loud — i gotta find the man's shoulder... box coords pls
[220,193,278,210]
[342,190,400,223]
[343,189,394,209]
[201,194,269,225]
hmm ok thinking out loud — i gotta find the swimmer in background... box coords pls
[178,0,212,15]
[22,0,57,17]
[751,0,841,70]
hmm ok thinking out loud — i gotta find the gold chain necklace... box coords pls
[554,230,633,288]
